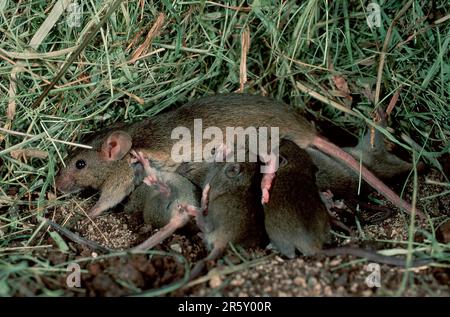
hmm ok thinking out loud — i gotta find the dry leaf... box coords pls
[386,88,401,116]
[130,13,165,63]
[332,75,351,95]
[239,27,251,92]
[10,149,48,160]
[331,75,352,107]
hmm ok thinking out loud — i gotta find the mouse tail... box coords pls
[133,211,191,251]
[312,136,425,219]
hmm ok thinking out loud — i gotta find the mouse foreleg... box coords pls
[89,177,134,218]
[131,150,171,197]
[260,155,277,204]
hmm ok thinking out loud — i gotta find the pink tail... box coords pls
[313,136,424,218]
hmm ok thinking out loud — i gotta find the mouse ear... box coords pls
[100,131,132,161]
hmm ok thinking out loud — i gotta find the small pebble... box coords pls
[231,276,245,286]
[294,276,306,287]
[209,274,222,288]
[170,243,182,253]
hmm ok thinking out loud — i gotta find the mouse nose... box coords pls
[55,173,73,193]
[54,174,64,192]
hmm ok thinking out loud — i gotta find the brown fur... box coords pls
[264,140,331,257]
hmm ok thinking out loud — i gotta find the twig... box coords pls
[38,216,111,253]
[130,13,165,63]
[239,27,250,92]
[0,46,77,60]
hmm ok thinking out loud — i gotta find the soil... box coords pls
[7,170,450,297]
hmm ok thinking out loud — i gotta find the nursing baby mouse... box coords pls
[263,139,331,258]
[127,151,201,251]
[187,159,269,279]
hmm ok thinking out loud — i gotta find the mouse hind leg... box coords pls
[132,202,199,251]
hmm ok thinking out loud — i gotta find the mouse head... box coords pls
[205,161,260,201]
[55,131,132,193]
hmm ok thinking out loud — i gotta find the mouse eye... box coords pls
[225,163,241,178]
[75,159,86,170]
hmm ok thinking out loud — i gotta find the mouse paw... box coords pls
[320,190,345,211]
[260,172,275,205]
[130,150,147,166]
[261,189,270,205]
[177,203,201,217]
[200,183,210,210]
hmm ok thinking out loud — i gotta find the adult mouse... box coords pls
[55,94,419,218]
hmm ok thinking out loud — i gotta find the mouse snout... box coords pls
[55,171,80,193]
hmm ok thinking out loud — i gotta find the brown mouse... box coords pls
[125,150,201,251]
[49,145,433,269]
[55,93,419,218]
[263,139,331,258]
[184,146,428,277]
[186,157,269,279]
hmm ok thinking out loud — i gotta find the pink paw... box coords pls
[200,184,210,210]
[177,203,202,217]
[261,189,270,204]
[130,150,147,167]
[261,172,275,205]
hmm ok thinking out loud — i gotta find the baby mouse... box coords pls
[128,150,201,251]
[263,139,331,258]
[188,159,269,279]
